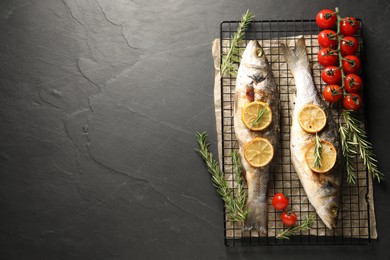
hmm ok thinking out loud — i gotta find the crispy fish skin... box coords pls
[233,40,279,233]
[281,37,342,230]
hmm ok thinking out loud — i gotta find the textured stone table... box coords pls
[1,0,389,259]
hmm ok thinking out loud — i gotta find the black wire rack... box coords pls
[219,19,373,246]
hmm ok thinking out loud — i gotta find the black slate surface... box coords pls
[1,0,389,259]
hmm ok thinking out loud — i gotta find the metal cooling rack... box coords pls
[220,19,372,246]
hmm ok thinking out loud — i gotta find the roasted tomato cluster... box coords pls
[316,9,363,111]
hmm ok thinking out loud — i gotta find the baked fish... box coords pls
[281,37,342,230]
[233,40,279,233]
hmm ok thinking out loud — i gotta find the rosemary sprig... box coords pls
[339,122,358,184]
[251,107,266,128]
[276,215,315,239]
[221,10,255,76]
[341,110,384,183]
[313,133,323,169]
[195,132,247,222]
[231,150,248,221]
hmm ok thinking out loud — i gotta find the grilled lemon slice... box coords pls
[244,137,274,167]
[305,140,337,173]
[241,101,272,131]
[298,104,327,133]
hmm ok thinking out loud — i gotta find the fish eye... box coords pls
[331,206,338,216]
[257,48,264,57]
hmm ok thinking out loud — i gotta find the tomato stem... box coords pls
[351,94,360,104]
[349,77,357,86]
[335,7,347,97]
[326,32,338,40]
[324,12,337,19]
[341,39,353,46]
[342,57,356,66]
[346,17,356,26]
[331,86,343,96]
[325,48,339,55]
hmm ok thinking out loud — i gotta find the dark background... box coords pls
[1,0,389,259]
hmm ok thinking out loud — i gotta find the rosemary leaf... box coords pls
[251,107,266,128]
[221,10,255,76]
[195,132,247,222]
[276,215,315,239]
[341,110,384,183]
[313,133,322,169]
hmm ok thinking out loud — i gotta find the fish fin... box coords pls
[280,37,310,77]
[243,200,267,234]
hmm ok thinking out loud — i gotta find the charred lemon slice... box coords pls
[305,140,337,173]
[244,137,274,167]
[298,104,327,133]
[241,101,272,131]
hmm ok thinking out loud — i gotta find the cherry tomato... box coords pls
[272,193,289,211]
[340,17,359,36]
[321,66,342,84]
[318,30,338,48]
[281,211,297,227]
[323,85,343,103]
[344,74,363,93]
[343,93,362,110]
[318,47,338,66]
[316,9,337,29]
[340,36,359,55]
[342,55,361,74]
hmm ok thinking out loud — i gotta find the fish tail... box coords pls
[243,169,269,233]
[243,200,268,234]
[280,37,310,77]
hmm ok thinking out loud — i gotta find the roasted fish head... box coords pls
[241,40,270,83]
